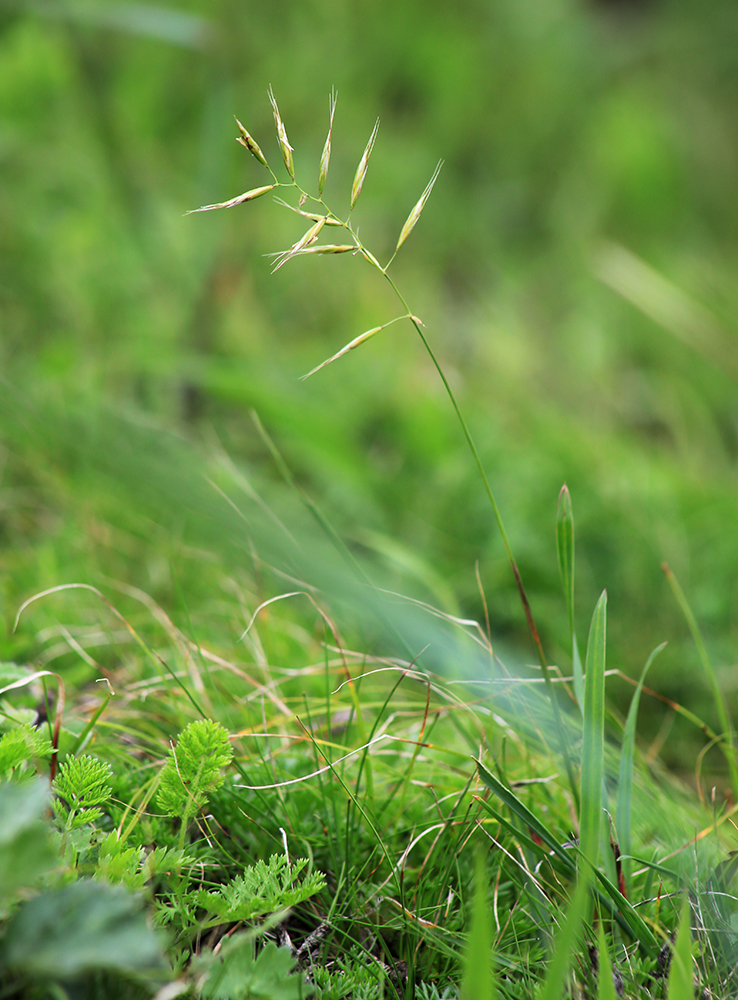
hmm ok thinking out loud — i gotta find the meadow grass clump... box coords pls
[2,90,738,1000]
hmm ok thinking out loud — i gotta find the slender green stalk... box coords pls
[663,563,738,800]
[579,591,607,909]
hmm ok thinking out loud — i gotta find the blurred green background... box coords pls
[2,0,738,768]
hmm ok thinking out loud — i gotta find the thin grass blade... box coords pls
[596,925,620,1000]
[579,591,607,883]
[616,642,665,894]
[537,877,589,1000]
[663,562,738,801]
[557,484,583,708]
[476,760,575,871]
[665,895,693,1000]
[460,849,498,1000]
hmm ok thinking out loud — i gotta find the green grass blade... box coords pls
[476,760,575,871]
[663,563,738,801]
[666,895,693,1000]
[460,849,497,1000]
[537,877,589,1000]
[579,590,607,884]
[616,642,666,894]
[596,925,619,1000]
[557,484,583,709]
[475,783,659,954]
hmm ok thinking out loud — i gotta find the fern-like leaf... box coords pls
[197,855,325,921]
[157,719,233,821]
[52,754,113,830]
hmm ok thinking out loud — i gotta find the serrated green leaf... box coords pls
[200,937,311,1000]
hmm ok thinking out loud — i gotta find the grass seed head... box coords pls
[268,86,295,179]
[318,89,337,196]
[234,118,269,169]
[185,184,276,214]
[396,160,443,251]
[350,118,380,210]
[301,325,384,380]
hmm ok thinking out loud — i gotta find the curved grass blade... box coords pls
[663,563,738,802]
[475,764,658,953]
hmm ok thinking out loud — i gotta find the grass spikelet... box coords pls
[318,88,337,195]
[350,118,379,210]
[268,85,295,179]
[234,118,269,169]
[396,159,443,251]
[184,185,275,214]
[300,325,384,380]
[271,216,327,272]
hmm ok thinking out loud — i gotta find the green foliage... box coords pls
[4,21,738,992]
[157,718,234,822]
[53,753,114,830]
[0,780,58,913]
[460,850,496,1000]
[196,936,311,1000]
[665,896,694,1000]
[197,855,325,922]
[2,879,166,982]
[0,722,52,777]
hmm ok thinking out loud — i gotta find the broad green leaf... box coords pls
[4,879,165,979]
[200,937,311,1000]
[0,780,58,909]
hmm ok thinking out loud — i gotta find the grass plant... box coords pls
[2,92,738,1000]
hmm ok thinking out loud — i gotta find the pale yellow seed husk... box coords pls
[350,118,380,210]
[396,160,443,251]
[271,217,328,272]
[318,89,337,196]
[301,326,383,380]
[234,118,269,169]
[268,86,294,179]
[185,184,275,214]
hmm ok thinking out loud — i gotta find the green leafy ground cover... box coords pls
[4,0,738,995]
